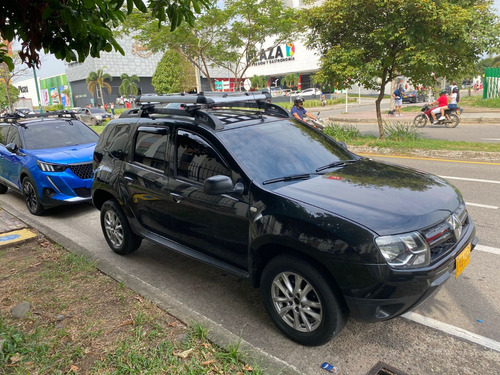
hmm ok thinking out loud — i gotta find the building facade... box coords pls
[65,34,163,107]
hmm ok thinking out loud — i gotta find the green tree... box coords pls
[281,73,299,89]
[0,0,211,70]
[303,0,500,138]
[249,75,268,90]
[86,69,113,108]
[119,74,140,107]
[128,0,296,91]
[152,51,197,94]
[0,83,19,111]
[0,53,30,112]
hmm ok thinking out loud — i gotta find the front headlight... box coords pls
[37,160,67,172]
[375,231,430,269]
[95,115,102,120]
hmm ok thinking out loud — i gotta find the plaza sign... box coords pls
[252,43,295,67]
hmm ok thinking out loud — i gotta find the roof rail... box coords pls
[136,90,272,106]
[0,111,78,123]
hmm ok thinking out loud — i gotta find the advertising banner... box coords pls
[50,87,59,104]
[41,89,49,106]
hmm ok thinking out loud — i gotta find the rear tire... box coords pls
[0,183,7,194]
[22,176,45,215]
[413,114,427,128]
[100,199,142,255]
[261,255,347,346]
[444,114,460,128]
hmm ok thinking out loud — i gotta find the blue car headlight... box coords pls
[375,231,430,268]
[37,160,67,172]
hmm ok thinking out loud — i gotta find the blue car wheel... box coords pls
[22,176,45,216]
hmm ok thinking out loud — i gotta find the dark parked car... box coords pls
[92,91,476,346]
[76,107,112,126]
[0,112,99,215]
[402,90,426,103]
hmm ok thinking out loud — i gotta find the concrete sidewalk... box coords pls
[0,208,37,248]
[326,108,500,124]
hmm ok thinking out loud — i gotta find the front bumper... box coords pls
[343,221,477,322]
[35,172,93,208]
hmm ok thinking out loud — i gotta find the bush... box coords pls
[384,122,421,141]
[323,123,361,142]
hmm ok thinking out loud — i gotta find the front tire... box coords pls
[413,114,427,128]
[444,113,460,128]
[22,177,45,215]
[100,199,142,255]
[260,255,347,346]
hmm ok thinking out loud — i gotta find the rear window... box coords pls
[21,120,99,149]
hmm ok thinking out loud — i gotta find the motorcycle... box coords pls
[413,104,461,128]
[305,112,326,130]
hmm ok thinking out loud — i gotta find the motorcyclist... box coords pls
[429,90,449,122]
[439,86,459,119]
[291,97,318,121]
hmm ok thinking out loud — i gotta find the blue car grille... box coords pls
[69,163,93,180]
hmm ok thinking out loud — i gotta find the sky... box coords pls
[26,0,500,79]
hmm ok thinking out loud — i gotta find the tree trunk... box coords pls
[99,85,105,107]
[6,84,13,112]
[375,90,385,139]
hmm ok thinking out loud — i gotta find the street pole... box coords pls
[32,67,42,113]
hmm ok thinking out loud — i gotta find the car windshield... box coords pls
[89,108,106,114]
[22,120,99,149]
[219,120,354,184]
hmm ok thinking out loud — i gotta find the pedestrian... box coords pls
[104,103,108,111]
[392,86,404,116]
[125,101,131,109]
[110,103,115,116]
[473,83,479,94]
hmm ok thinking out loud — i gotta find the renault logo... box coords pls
[447,214,462,240]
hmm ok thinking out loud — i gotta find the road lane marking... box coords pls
[466,202,498,209]
[402,312,500,353]
[475,244,500,256]
[439,175,500,184]
[357,153,500,166]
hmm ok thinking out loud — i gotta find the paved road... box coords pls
[1,153,500,374]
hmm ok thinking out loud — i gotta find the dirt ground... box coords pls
[0,235,252,374]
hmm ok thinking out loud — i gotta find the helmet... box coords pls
[452,86,459,93]
[294,96,304,105]
[440,89,448,96]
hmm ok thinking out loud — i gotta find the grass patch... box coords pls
[458,95,500,108]
[0,238,261,374]
[324,122,500,153]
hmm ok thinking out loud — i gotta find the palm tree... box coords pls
[281,73,299,90]
[86,69,112,107]
[119,74,140,107]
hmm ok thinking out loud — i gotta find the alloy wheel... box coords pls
[103,209,124,248]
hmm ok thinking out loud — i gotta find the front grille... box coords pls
[69,163,93,180]
[73,187,91,198]
[422,204,469,263]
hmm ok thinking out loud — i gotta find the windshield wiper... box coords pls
[262,173,311,185]
[315,159,358,172]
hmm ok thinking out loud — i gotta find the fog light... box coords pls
[43,187,56,198]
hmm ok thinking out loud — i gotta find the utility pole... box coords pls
[33,67,42,113]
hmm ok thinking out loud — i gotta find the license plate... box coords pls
[456,243,471,278]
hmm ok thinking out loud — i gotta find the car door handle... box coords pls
[124,176,134,184]
[170,192,183,203]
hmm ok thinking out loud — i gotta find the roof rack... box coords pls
[0,111,78,123]
[136,90,272,106]
[131,90,290,130]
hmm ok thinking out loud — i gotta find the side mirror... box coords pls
[6,143,19,153]
[204,175,244,195]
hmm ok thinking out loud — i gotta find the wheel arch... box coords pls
[92,188,119,210]
[250,243,346,306]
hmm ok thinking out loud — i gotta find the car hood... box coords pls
[273,159,462,235]
[28,144,96,164]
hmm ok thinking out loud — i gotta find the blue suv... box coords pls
[0,113,99,215]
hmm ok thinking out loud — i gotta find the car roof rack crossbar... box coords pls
[139,105,224,130]
[136,90,272,106]
[0,111,77,123]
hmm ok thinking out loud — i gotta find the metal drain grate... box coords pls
[366,362,409,375]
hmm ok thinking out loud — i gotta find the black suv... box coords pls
[92,91,477,346]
